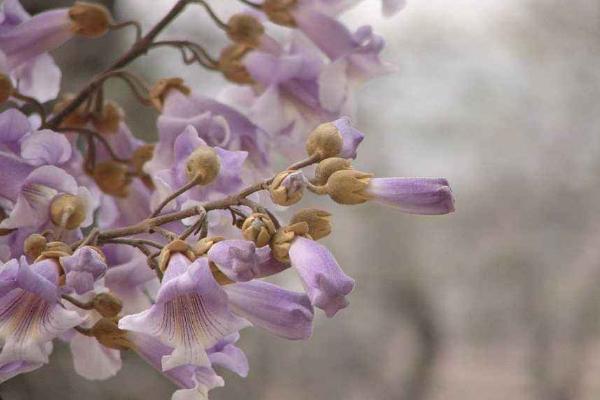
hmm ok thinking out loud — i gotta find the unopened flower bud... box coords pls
[242,213,276,248]
[50,194,87,229]
[131,144,154,175]
[262,0,297,27]
[270,222,309,262]
[90,318,131,350]
[0,74,13,104]
[149,78,190,111]
[269,170,305,206]
[306,122,343,160]
[92,292,123,318]
[93,161,130,198]
[326,169,373,205]
[219,44,254,84]
[193,236,225,257]
[290,208,332,240]
[185,146,221,185]
[227,14,265,47]
[24,234,47,260]
[69,2,111,38]
[313,157,353,185]
[92,101,123,134]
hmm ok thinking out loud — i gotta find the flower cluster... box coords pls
[0,0,453,398]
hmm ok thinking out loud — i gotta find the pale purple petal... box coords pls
[70,333,121,380]
[225,280,314,340]
[0,108,31,150]
[289,237,354,317]
[20,129,72,166]
[333,116,364,159]
[0,151,33,202]
[366,177,455,215]
[60,247,107,295]
[207,333,248,377]
[11,53,61,102]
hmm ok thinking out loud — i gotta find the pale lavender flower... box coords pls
[0,257,85,382]
[207,240,288,282]
[224,280,314,340]
[129,332,248,400]
[118,255,249,370]
[0,165,93,230]
[333,116,364,158]
[150,90,269,173]
[288,236,355,317]
[60,246,108,295]
[366,177,455,215]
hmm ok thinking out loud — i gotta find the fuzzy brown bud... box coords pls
[92,292,123,318]
[93,161,130,198]
[219,44,254,85]
[149,78,190,111]
[227,14,265,47]
[270,222,309,262]
[290,208,332,240]
[50,194,87,230]
[269,170,305,206]
[0,74,13,104]
[193,236,224,257]
[90,318,131,350]
[24,234,47,260]
[242,213,276,248]
[313,157,353,185]
[92,101,123,134]
[306,122,343,160]
[185,146,221,185]
[262,0,297,27]
[69,2,111,38]
[326,169,373,205]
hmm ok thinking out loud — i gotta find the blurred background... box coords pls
[3,0,600,399]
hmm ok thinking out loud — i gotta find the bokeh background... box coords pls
[3,0,600,399]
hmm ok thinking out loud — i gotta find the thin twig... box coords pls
[109,20,143,41]
[151,178,199,217]
[58,126,129,163]
[12,91,47,124]
[193,0,228,30]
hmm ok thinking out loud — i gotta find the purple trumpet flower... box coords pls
[129,332,248,400]
[118,254,248,370]
[224,280,314,340]
[366,177,455,215]
[207,240,288,282]
[288,237,355,318]
[0,257,85,382]
[60,246,107,295]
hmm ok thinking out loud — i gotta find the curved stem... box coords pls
[58,126,129,163]
[151,177,200,218]
[12,91,47,124]
[109,20,143,41]
[193,0,228,30]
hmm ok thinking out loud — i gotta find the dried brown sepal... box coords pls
[158,239,195,273]
[313,157,353,186]
[92,292,123,318]
[326,169,373,205]
[131,144,155,175]
[193,236,225,257]
[270,222,309,263]
[185,146,221,185]
[262,0,297,27]
[269,170,304,206]
[90,318,132,350]
[209,261,235,286]
[93,161,131,198]
[24,234,48,261]
[219,44,254,85]
[50,194,87,230]
[0,74,13,104]
[149,77,190,111]
[227,14,265,47]
[69,2,111,38]
[242,213,276,248]
[306,122,343,160]
[53,94,89,128]
[92,101,123,134]
[290,208,332,240]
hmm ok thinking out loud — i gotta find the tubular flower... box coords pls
[288,236,355,317]
[119,254,249,370]
[0,257,85,382]
[60,246,107,295]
